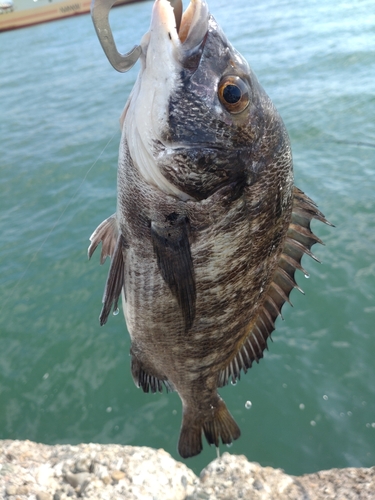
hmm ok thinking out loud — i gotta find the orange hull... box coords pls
[0,0,144,32]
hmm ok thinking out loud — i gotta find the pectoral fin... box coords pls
[151,215,196,331]
[218,186,332,387]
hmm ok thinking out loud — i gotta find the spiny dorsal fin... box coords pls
[218,186,332,387]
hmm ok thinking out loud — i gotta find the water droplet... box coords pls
[245,401,252,410]
[347,411,352,417]
[310,420,316,427]
[226,442,233,448]
[282,383,287,389]
[371,422,375,428]
[304,274,310,279]
[113,308,119,316]
[323,395,328,401]
[299,403,305,410]
[106,406,112,413]
[366,423,371,428]
[340,412,345,418]
[231,379,237,386]
[172,409,177,415]
[42,373,49,380]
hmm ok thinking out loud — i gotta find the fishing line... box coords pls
[1,132,117,316]
[333,140,375,148]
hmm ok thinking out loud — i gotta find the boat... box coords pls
[0,0,145,32]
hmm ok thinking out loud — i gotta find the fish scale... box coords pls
[89,0,331,458]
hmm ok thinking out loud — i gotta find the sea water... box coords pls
[0,0,374,476]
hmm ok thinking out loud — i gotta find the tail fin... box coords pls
[178,398,241,459]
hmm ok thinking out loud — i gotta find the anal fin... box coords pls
[131,352,172,393]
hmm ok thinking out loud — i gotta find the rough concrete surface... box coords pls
[0,440,373,499]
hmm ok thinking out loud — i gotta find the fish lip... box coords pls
[125,0,210,203]
[178,0,209,51]
[150,0,209,57]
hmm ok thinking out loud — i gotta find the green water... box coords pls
[1,0,374,477]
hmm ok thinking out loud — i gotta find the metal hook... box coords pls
[91,0,142,73]
[91,0,183,73]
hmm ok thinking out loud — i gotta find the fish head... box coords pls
[123,0,293,202]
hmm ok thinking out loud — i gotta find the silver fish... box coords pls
[89,0,330,458]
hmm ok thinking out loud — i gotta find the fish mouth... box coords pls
[124,0,211,202]
[149,0,209,58]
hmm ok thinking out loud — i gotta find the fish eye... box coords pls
[218,76,250,114]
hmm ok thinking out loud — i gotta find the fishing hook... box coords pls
[91,0,183,73]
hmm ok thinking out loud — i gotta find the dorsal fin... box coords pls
[218,187,332,387]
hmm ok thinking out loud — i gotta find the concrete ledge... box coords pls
[0,440,374,499]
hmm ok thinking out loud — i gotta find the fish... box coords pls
[88,0,331,458]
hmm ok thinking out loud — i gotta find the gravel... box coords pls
[0,440,374,499]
